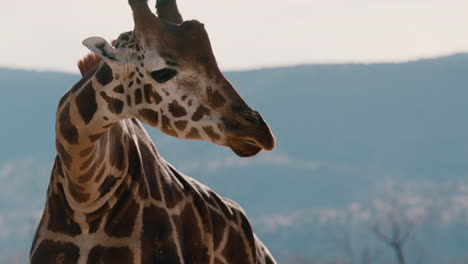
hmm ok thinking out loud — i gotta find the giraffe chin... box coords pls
[228,140,263,158]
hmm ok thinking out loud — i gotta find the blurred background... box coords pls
[1,0,468,263]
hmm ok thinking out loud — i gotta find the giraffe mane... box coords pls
[77,53,102,76]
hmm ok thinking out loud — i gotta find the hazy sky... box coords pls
[1,0,467,73]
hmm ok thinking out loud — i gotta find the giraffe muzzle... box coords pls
[224,110,275,157]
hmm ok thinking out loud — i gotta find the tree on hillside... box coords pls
[370,200,417,264]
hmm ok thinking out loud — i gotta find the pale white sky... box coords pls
[0,0,467,73]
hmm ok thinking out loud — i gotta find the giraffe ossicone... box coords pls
[30,0,277,263]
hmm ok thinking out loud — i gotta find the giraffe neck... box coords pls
[32,118,185,262]
[33,118,277,263]
[55,61,145,211]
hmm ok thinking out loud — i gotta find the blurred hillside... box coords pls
[1,54,468,263]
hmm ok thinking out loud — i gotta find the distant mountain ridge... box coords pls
[1,53,468,263]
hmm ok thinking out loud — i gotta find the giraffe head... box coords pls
[83,0,275,157]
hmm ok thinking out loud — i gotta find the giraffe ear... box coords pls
[82,37,125,64]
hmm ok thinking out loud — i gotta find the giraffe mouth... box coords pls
[228,139,263,157]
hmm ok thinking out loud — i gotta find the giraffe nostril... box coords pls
[241,110,260,125]
[244,139,257,146]
[244,115,257,124]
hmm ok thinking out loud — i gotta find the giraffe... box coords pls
[30,0,277,263]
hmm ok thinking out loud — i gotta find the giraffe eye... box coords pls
[150,68,178,83]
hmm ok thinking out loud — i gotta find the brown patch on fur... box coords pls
[96,64,114,86]
[207,88,226,109]
[141,205,179,263]
[161,115,178,137]
[59,104,79,145]
[113,85,124,94]
[138,140,163,201]
[56,140,72,170]
[100,92,124,114]
[79,149,96,171]
[186,127,201,139]
[98,175,120,194]
[104,187,139,237]
[174,120,188,131]
[48,183,82,235]
[94,166,106,183]
[88,246,134,263]
[192,105,210,121]
[202,126,221,141]
[134,89,143,105]
[78,53,102,76]
[144,84,162,104]
[139,109,159,127]
[69,181,90,203]
[76,82,97,125]
[89,133,103,142]
[86,203,109,234]
[31,240,80,264]
[168,100,187,117]
[210,209,226,246]
[178,202,210,262]
[80,146,95,158]
[78,163,97,183]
